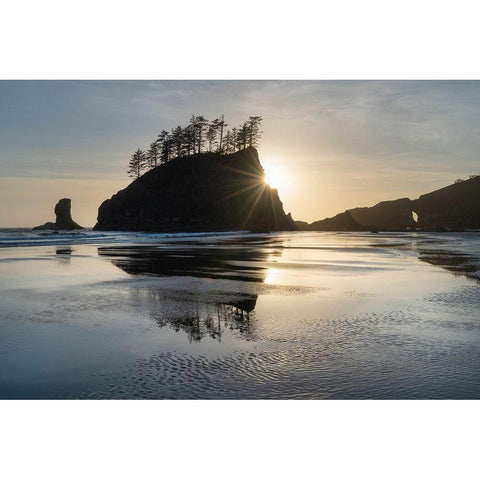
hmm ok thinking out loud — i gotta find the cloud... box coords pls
[1,80,480,224]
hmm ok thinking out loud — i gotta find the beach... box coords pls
[1,230,479,399]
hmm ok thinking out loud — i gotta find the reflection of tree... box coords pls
[153,297,257,343]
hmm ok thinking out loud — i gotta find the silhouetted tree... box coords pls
[128,149,147,178]
[247,115,263,147]
[183,124,196,155]
[223,129,234,154]
[147,141,160,169]
[206,119,219,151]
[128,114,264,177]
[217,114,227,152]
[236,122,249,150]
[190,115,208,153]
[157,130,171,163]
[171,125,184,158]
[231,127,238,152]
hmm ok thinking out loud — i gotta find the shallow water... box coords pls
[1,230,479,399]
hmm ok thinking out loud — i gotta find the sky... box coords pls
[1,80,480,227]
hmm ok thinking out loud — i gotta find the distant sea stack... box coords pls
[94,147,295,232]
[33,198,84,230]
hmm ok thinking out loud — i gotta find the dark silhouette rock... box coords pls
[295,211,366,231]
[94,147,296,232]
[348,198,416,230]
[33,198,84,230]
[297,176,480,231]
[412,176,480,230]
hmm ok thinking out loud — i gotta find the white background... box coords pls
[2,1,479,478]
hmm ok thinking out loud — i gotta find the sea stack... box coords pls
[94,147,296,232]
[33,198,84,230]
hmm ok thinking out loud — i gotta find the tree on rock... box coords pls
[128,149,147,178]
[147,141,160,169]
[190,115,208,153]
[217,114,227,152]
[247,115,263,147]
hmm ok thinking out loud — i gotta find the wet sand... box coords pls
[1,231,479,399]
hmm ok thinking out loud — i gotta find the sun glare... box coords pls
[263,161,291,195]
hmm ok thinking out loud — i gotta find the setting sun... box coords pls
[263,161,291,195]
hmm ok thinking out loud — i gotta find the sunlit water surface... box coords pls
[1,229,479,399]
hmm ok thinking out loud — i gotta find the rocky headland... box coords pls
[299,176,480,231]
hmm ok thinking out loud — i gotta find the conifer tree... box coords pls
[223,129,233,154]
[236,122,249,150]
[190,115,208,153]
[217,114,227,152]
[247,115,263,147]
[183,124,195,155]
[128,149,147,178]
[157,130,171,163]
[231,127,238,152]
[206,119,219,151]
[147,141,160,169]
[171,125,184,158]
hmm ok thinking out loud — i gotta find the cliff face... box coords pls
[412,176,480,229]
[348,198,416,230]
[296,211,365,231]
[33,198,83,230]
[94,147,295,232]
[298,176,480,231]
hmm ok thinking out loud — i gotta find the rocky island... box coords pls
[33,198,84,230]
[94,147,295,232]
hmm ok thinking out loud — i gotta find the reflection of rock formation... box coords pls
[418,249,480,282]
[55,247,72,264]
[100,239,278,342]
[34,198,84,230]
[99,241,280,282]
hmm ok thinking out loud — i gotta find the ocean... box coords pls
[1,229,479,399]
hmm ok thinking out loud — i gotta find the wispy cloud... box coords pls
[1,80,480,225]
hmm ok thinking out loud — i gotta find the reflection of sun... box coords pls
[263,162,291,195]
[264,268,277,285]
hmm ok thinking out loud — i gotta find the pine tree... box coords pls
[146,141,160,169]
[206,119,220,152]
[183,124,195,155]
[217,114,227,152]
[247,115,263,147]
[128,149,147,178]
[236,122,249,150]
[190,115,209,153]
[171,125,184,158]
[231,127,238,152]
[157,130,171,163]
[223,129,233,154]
